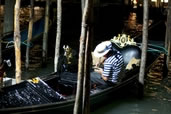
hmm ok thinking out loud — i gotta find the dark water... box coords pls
[91,83,171,114]
[2,4,171,114]
[91,96,171,114]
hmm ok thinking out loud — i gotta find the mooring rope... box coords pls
[137,42,168,55]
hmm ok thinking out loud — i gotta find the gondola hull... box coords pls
[1,18,44,61]
[0,44,161,114]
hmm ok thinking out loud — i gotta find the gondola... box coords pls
[1,18,44,60]
[0,34,162,114]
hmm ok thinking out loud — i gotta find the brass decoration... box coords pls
[28,77,40,83]
[110,34,136,48]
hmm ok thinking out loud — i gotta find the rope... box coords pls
[137,43,168,55]
[4,40,33,48]
[5,41,14,48]
[22,41,33,47]
[147,48,167,55]
[147,43,168,54]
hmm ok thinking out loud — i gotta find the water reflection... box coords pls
[0,5,44,31]
[122,12,141,37]
[127,12,137,30]
[122,12,153,38]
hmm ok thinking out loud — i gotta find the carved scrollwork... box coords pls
[110,34,136,48]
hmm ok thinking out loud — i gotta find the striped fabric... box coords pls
[102,51,124,83]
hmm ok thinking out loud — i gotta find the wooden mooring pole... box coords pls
[0,0,2,87]
[54,0,62,72]
[25,0,34,70]
[42,0,50,66]
[73,0,93,114]
[82,28,91,114]
[3,0,15,34]
[0,0,2,65]
[138,0,149,98]
[14,0,21,83]
[165,0,171,68]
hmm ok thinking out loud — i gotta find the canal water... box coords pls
[1,4,171,114]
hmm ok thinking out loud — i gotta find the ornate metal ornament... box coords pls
[110,34,136,48]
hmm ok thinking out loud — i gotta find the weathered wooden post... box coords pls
[0,0,2,87]
[82,2,93,114]
[25,0,34,70]
[3,0,15,34]
[138,0,149,98]
[0,0,3,88]
[165,0,171,68]
[54,0,62,72]
[74,0,92,113]
[14,0,21,83]
[0,0,2,65]
[81,0,85,13]
[82,30,91,114]
[42,0,50,66]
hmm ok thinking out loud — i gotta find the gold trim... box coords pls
[110,34,136,48]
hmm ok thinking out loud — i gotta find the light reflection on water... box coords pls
[122,12,142,38]
[125,12,138,30]
[0,5,44,33]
